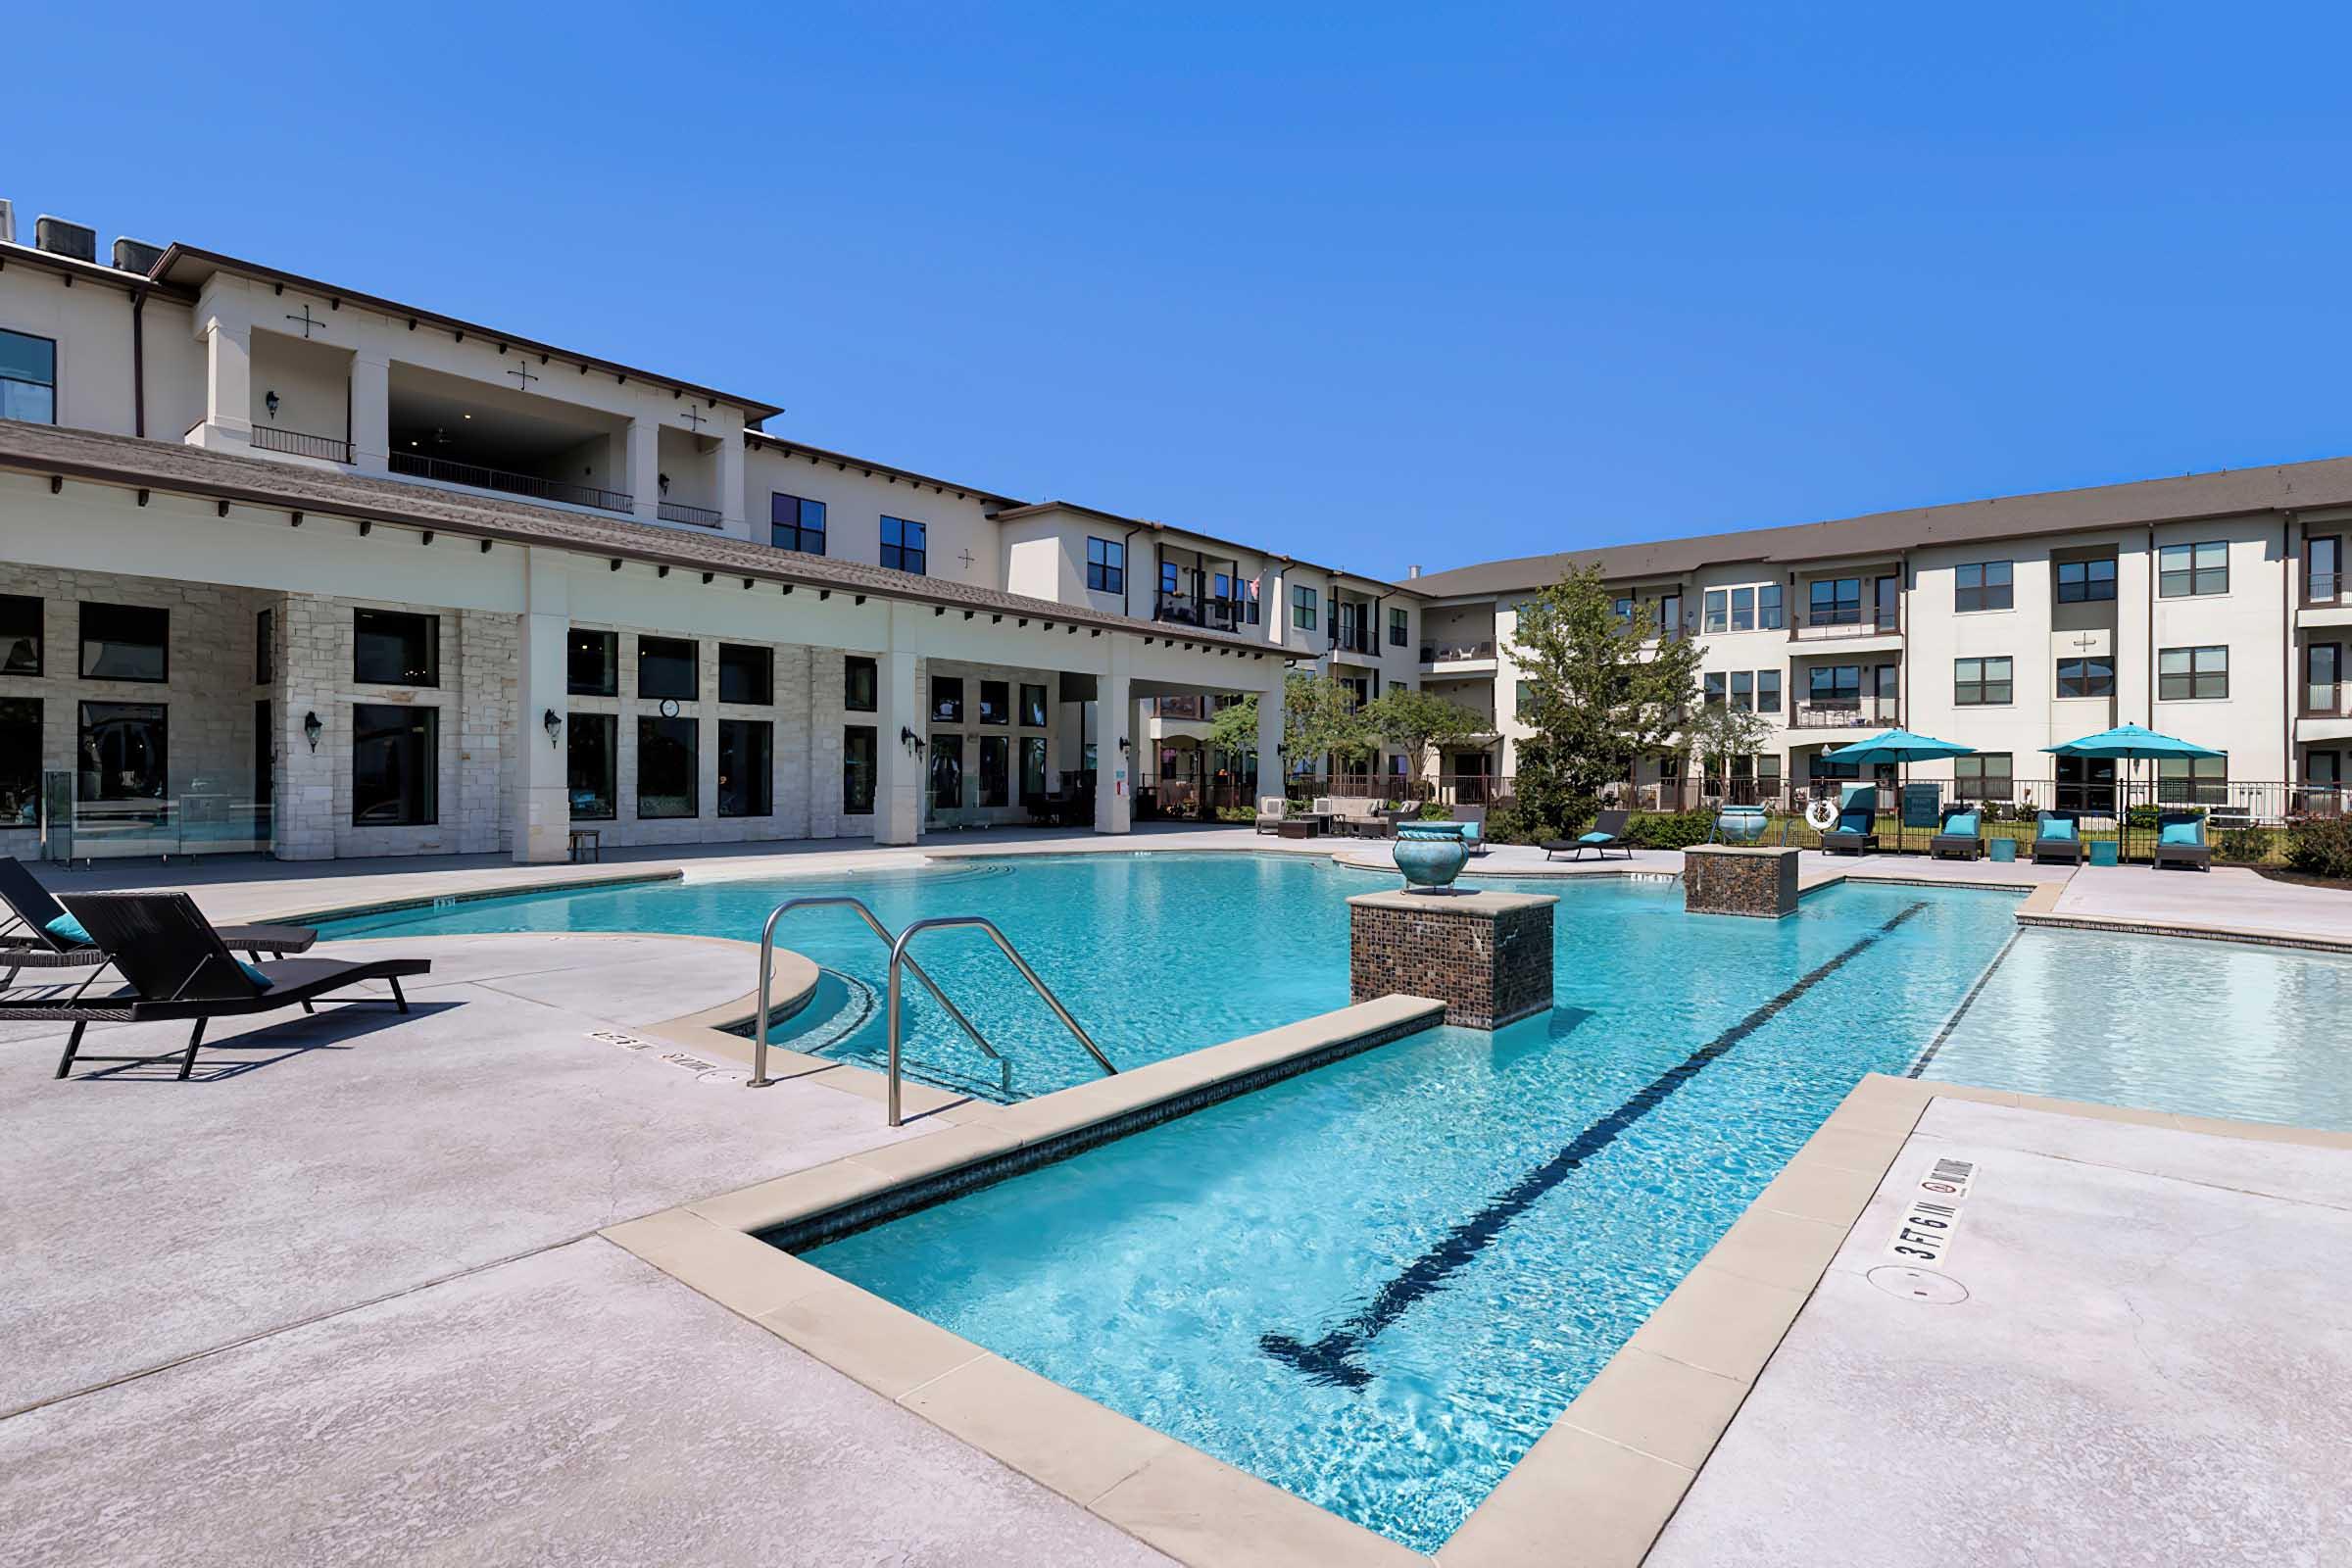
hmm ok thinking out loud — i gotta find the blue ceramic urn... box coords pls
[1394,820,1472,892]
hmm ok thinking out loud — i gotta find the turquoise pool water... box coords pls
[1918,926,2352,1131]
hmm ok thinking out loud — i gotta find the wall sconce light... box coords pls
[543,708,563,749]
[899,726,925,757]
[1118,736,1133,756]
[265,390,280,420]
[303,710,323,752]
[658,472,671,497]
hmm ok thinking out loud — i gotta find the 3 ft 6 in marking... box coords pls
[1885,1156,1977,1270]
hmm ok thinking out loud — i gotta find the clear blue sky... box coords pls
[16,3,2352,579]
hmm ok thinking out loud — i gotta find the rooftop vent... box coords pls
[35,216,97,264]
[1407,564,1422,578]
[112,237,163,275]
[0,200,13,246]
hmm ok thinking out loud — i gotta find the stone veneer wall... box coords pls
[1348,896,1556,1029]
[1683,846,1801,918]
[0,564,270,860]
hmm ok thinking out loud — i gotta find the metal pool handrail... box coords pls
[749,897,1001,1090]
[886,915,1116,1127]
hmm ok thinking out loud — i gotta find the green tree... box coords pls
[1505,566,1702,837]
[1200,672,1379,789]
[1363,686,1488,795]
[1683,696,1773,800]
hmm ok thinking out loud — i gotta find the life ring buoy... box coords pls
[1804,798,1840,832]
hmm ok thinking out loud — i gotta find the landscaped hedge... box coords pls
[1622,809,1717,850]
[2285,816,2352,880]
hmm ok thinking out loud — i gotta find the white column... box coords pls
[513,551,570,862]
[350,354,390,472]
[717,426,747,534]
[1256,677,1285,802]
[625,416,660,522]
[1096,639,1134,833]
[195,316,253,452]
[872,610,920,844]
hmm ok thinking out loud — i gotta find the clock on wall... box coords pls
[658,698,681,718]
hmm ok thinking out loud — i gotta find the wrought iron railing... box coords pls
[1790,697,1898,730]
[2307,569,2342,606]
[658,500,723,527]
[389,450,633,514]
[1420,639,1496,662]
[1152,591,1247,633]
[250,424,352,464]
[1788,612,1901,641]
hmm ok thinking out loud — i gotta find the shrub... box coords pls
[1214,805,1257,824]
[2127,803,2205,831]
[2213,826,2275,863]
[2285,816,2352,879]
[1624,809,1716,850]
[1418,802,1453,821]
[1481,802,1538,845]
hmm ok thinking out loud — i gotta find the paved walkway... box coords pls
[1649,1096,2352,1567]
[2047,861,2352,947]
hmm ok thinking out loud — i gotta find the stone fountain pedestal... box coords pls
[1348,888,1557,1030]
[1684,844,1802,917]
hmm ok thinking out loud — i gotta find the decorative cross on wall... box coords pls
[2070,632,2101,653]
[957,549,976,572]
[679,406,710,434]
[284,304,326,339]
[508,361,540,392]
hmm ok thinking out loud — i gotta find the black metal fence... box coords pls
[389,451,633,514]
[250,424,353,464]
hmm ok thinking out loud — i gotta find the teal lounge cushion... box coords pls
[237,960,273,992]
[1579,830,1613,844]
[2159,819,2205,848]
[1943,812,1979,837]
[1837,811,1873,834]
[2040,818,2077,842]
[45,912,91,946]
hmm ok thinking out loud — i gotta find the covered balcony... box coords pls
[387,363,634,514]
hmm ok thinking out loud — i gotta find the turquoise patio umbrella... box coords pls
[2044,723,2225,847]
[1824,728,1978,850]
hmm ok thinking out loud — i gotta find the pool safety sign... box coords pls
[1884,1156,1977,1270]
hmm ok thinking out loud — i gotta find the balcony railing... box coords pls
[389,450,633,514]
[1788,612,1901,642]
[658,500,722,528]
[1791,697,1899,730]
[1329,625,1379,657]
[250,424,353,464]
[1153,591,1247,633]
[2308,570,2343,606]
[1421,639,1496,662]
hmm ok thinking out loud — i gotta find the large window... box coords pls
[931,675,963,724]
[2056,756,2117,814]
[1704,585,1769,634]
[2311,536,2342,603]
[636,715,699,817]
[1019,682,1049,727]
[718,644,772,706]
[843,725,877,814]
[568,630,618,697]
[352,705,436,825]
[1757,670,1782,712]
[1291,585,1318,630]
[1757,583,1784,630]
[1955,562,2013,612]
[2311,643,2344,714]
[254,609,273,685]
[1809,578,1861,626]
[881,516,927,574]
[929,734,963,809]
[770,493,827,555]
[1953,754,2015,802]
[0,328,57,424]
[845,656,877,712]
[1954,657,2013,706]
[637,636,698,702]
[2055,657,2115,699]
[0,594,40,675]
[718,719,772,817]
[2056,559,2117,603]
[80,603,168,683]
[1086,537,1125,594]
[1809,664,1861,707]
[978,735,1009,808]
[568,713,616,820]
[1703,672,1727,706]
[1020,735,1048,802]
[979,680,1008,725]
[2159,541,2229,598]
[1703,590,1727,634]
[2159,755,2229,805]
[78,702,166,801]
[1730,671,1755,711]
[0,700,38,827]
[1389,607,1408,647]
[354,609,439,687]
[2158,645,2228,701]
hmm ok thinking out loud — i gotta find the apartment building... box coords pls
[0,202,1422,862]
[1411,467,2352,812]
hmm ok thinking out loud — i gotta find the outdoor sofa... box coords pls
[0,856,315,983]
[5,892,430,1081]
[1544,808,1631,861]
[2031,810,2084,866]
[1930,805,1984,861]
[2153,810,2213,872]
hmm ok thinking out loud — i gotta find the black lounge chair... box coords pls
[0,856,315,983]
[3,892,428,1080]
[2152,810,2214,872]
[1544,808,1631,861]
[1819,788,1880,856]
[1930,804,1984,861]
[2031,809,2084,866]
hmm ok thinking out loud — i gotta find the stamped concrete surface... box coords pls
[1648,1098,2352,1567]
[0,1237,1172,1568]
[2051,860,2352,947]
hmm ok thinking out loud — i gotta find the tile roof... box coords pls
[0,422,1286,655]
